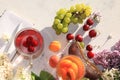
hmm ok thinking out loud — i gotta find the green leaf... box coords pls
[40,70,55,80]
[31,72,41,80]
[98,77,103,80]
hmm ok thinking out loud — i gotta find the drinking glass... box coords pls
[14,28,44,67]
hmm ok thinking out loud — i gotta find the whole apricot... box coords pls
[49,55,59,68]
[49,41,61,52]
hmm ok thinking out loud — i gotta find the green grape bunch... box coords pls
[52,3,92,35]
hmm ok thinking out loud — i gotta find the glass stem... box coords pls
[29,55,33,68]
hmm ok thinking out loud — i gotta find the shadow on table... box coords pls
[32,22,99,74]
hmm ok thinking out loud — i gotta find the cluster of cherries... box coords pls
[83,18,97,38]
[66,18,97,59]
[23,36,38,52]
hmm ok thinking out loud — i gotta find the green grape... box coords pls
[80,3,86,10]
[55,28,61,35]
[81,14,86,19]
[71,17,78,24]
[64,17,71,23]
[56,31,61,35]
[75,4,82,12]
[57,8,67,15]
[62,27,68,33]
[66,12,72,18]
[85,9,92,17]
[79,9,84,14]
[52,25,57,29]
[57,14,65,19]
[85,5,91,11]
[78,4,86,13]
[57,23,63,29]
[78,18,83,24]
[54,19,61,25]
[52,3,92,35]
[63,22,68,27]
[70,6,76,12]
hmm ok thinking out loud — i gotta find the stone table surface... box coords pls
[0,0,120,76]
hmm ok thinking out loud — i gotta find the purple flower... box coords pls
[107,50,120,70]
[113,40,120,52]
[93,50,120,70]
[93,49,111,68]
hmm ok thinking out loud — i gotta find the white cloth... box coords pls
[0,10,34,72]
[0,11,57,76]
[0,10,33,53]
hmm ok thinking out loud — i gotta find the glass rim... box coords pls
[14,27,44,59]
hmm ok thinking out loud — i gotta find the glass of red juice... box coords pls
[14,28,44,65]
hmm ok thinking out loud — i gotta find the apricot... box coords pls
[56,55,85,80]
[64,55,85,79]
[59,59,78,76]
[49,41,61,52]
[49,55,59,68]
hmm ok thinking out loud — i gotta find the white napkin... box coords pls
[0,10,33,54]
[0,10,57,76]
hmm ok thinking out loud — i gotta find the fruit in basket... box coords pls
[49,55,59,68]
[56,55,85,80]
[49,41,61,52]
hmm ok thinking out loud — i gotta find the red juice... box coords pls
[15,28,44,58]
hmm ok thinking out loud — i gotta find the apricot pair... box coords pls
[56,55,85,80]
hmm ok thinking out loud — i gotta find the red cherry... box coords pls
[86,44,93,51]
[28,46,35,52]
[66,33,74,41]
[87,18,94,26]
[89,29,97,38]
[23,41,28,47]
[87,51,94,59]
[26,36,33,43]
[32,40,38,47]
[75,34,83,42]
[83,24,90,31]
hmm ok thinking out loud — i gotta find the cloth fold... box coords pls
[0,10,33,54]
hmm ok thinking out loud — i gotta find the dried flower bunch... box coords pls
[93,39,120,70]
[0,53,13,80]
[13,67,32,80]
